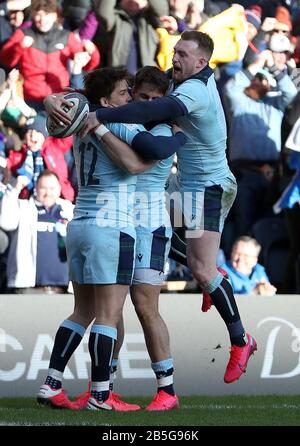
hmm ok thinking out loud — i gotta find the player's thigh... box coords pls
[187,230,221,272]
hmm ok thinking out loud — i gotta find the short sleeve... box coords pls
[170,79,209,114]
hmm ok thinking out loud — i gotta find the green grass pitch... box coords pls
[1,395,300,426]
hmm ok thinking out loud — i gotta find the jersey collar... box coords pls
[167,64,214,87]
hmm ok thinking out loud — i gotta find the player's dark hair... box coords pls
[181,30,214,60]
[134,66,169,95]
[83,68,129,104]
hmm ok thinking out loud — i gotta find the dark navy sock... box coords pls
[49,319,85,372]
[203,273,247,347]
[88,324,117,402]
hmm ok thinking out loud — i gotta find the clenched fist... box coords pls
[22,36,34,48]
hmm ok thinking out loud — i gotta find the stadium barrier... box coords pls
[1,293,300,397]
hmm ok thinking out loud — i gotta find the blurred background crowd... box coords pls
[1,0,300,296]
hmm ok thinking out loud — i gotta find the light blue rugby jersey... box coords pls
[73,122,145,225]
[169,76,230,184]
[134,123,174,229]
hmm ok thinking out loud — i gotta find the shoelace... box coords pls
[111,393,130,406]
[152,392,166,404]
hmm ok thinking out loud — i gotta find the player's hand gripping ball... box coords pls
[46,92,89,138]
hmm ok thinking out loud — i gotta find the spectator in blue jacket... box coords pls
[223,48,297,240]
[222,236,277,295]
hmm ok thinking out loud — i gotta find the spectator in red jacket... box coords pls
[0,0,100,111]
[6,113,76,202]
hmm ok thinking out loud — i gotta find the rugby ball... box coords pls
[46,92,89,138]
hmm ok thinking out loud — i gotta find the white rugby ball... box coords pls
[46,92,89,138]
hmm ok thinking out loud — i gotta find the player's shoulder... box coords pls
[172,78,207,98]
[179,78,207,88]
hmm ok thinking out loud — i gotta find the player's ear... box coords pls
[100,97,109,107]
[195,56,204,69]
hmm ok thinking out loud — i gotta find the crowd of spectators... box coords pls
[1,0,300,294]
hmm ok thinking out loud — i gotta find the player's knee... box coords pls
[134,301,159,323]
[189,259,212,287]
[93,305,123,326]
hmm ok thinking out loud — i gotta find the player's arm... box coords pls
[95,126,156,174]
[98,122,185,163]
[131,123,186,159]
[97,96,187,123]
[80,96,188,138]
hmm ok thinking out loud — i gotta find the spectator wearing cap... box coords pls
[223,49,297,241]
[5,113,76,201]
[0,0,100,111]
[274,6,292,35]
[243,10,276,69]
[0,169,74,293]
[243,9,296,81]
[245,7,262,42]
